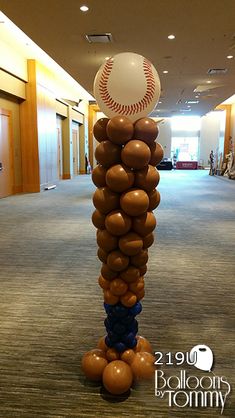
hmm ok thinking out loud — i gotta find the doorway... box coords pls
[56,116,63,179]
[72,123,79,176]
[0,108,13,198]
[171,137,199,161]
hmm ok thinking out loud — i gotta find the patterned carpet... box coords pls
[0,170,234,418]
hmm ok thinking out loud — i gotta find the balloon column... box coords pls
[82,52,164,395]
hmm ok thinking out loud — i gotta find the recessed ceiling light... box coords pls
[227,55,233,59]
[168,34,175,40]
[163,70,168,74]
[187,100,199,104]
[206,80,212,83]
[80,5,89,12]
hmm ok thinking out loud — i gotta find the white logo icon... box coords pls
[190,344,214,372]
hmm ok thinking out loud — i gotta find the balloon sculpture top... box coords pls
[94,52,161,122]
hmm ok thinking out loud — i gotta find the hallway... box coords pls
[0,171,234,417]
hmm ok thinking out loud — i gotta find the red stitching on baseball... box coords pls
[98,57,157,115]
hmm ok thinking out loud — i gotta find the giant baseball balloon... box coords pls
[94,52,161,122]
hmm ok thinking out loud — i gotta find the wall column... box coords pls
[20,60,40,192]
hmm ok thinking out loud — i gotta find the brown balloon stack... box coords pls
[82,116,164,395]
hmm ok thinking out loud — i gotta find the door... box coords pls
[72,128,79,175]
[0,109,13,198]
[56,116,63,179]
[56,127,63,179]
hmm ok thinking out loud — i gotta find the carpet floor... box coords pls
[0,170,234,418]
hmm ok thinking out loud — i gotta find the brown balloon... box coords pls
[120,188,149,216]
[106,348,120,362]
[92,164,107,187]
[82,349,108,381]
[102,360,133,395]
[131,352,155,380]
[107,250,129,272]
[106,164,135,193]
[103,289,119,305]
[97,336,108,352]
[129,276,145,294]
[142,232,154,249]
[97,247,108,263]
[120,265,140,283]
[131,249,148,267]
[134,117,159,145]
[110,278,128,296]
[135,336,153,353]
[121,349,136,365]
[134,165,160,192]
[92,210,106,229]
[148,189,161,211]
[93,187,120,214]
[101,263,118,280]
[106,116,134,145]
[121,140,151,169]
[149,142,164,166]
[98,274,110,290]
[136,288,145,301]
[95,140,121,168]
[105,210,132,236]
[97,229,118,252]
[119,232,143,256]
[120,290,137,307]
[132,212,156,236]
[139,264,147,276]
[93,118,109,142]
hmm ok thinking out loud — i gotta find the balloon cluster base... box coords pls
[82,335,155,395]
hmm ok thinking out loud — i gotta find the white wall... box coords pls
[199,111,225,166]
[0,39,28,81]
[157,118,172,158]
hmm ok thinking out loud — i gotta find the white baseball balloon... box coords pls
[94,52,161,122]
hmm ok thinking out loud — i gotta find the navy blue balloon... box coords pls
[108,331,120,343]
[104,303,112,314]
[123,332,136,345]
[130,302,142,316]
[113,304,129,318]
[113,322,126,335]
[114,342,127,353]
[123,315,134,326]
[104,318,112,332]
[129,319,138,333]
[107,314,117,326]
[105,335,113,348]
[128,337,137,349]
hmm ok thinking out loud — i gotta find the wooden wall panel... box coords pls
[88,104,99,168]
[20,60,40,192]
[216,104,232,161]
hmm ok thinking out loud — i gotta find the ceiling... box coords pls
[0,0,235,117]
